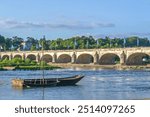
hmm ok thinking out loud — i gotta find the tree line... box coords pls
[0,35,150,51]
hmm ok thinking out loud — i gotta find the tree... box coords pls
[30,45,36,51]
[0,34,150,51]
[12,36,24,50]
[126,36,138,47]
[5,38,12,50]
[0,35,5,51]
[26,37,39,50]
[139,38,149,47]
[56,38,64,49]
[39,38,50,50]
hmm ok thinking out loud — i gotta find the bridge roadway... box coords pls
[0,47,150,65]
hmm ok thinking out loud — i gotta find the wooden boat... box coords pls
[12,75,84,88]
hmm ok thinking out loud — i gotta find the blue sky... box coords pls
[0,0,150,39]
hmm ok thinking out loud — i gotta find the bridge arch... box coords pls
[41,54,52,63]
[26,54,36,61]
[1,55,9,60]
[57,54,71,63]
[99,53,120,65]
[14,55,22,59]
[126,53,149,65]
[76,54,94,64]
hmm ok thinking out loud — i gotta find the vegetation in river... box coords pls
[0,58,36,67]
[0,58,60,70]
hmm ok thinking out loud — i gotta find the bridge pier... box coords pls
[36,54,40,62]
[71,52,76,64]
[22,53,25,60]
[52,53,57,63]
[120,51,126,65]
[9,54,12,60]
[94,51,99,64]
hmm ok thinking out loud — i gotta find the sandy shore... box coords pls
[2,63,150,70]
[48,63,150,70]
[3,67,15,70]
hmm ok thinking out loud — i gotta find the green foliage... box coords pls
[40,61,47,66]
[30,45,36,51]
[0,58,37,67]
[0,57,59,70]
[0,35,5,51]
[12,36,24,50]
[11,58,22,64]
[5,38,12,50]
[0,35,150,51]
[24,58,31,64]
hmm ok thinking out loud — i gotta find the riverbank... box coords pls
[48,63,150,70]
[0,65,61,70]
[1,63,150,71]
[14,65,60,70]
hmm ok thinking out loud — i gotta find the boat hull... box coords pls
[12,75,84,88]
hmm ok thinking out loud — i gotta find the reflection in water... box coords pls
[0,68,150,100]
[0,80,5,86]
[12,86,23,90]
[132,86,150,91]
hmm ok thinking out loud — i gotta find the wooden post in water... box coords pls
[42,35,45,100]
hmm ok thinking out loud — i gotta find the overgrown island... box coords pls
[0,58,60,71]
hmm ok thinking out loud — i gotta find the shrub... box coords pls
[24,58,31,64]
[40,61,47,66]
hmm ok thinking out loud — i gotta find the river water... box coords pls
[0,68,150,100]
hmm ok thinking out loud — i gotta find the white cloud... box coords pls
[0,19,115,30]
[95,32,150,38]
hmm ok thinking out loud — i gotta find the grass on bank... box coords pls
[0,58,60,70]
[14,65,60,70]
[0,66,5,71]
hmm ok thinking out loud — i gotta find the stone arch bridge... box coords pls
[0,47,150,65]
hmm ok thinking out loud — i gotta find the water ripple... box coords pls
[1,69,150,99]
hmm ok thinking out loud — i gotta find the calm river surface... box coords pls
[0,68,150,100]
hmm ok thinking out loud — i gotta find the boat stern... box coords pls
[11,79,24,87]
